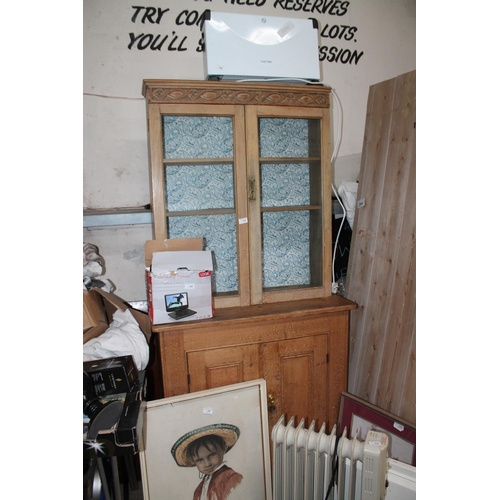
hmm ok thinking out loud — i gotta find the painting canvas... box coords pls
[140,379,272,499]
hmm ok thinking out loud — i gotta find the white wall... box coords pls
[83,0,415,301]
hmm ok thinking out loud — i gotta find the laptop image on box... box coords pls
[165,292,197,320]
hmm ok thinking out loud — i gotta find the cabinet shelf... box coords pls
[260,157,321,163]
[165,208,235,217]
[164,158,234,166]
[261,205,321,212]
[165,206,321,216]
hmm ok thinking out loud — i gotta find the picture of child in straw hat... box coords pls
[171,423,243,500]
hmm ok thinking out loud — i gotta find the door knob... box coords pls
[268,393,276,413]
[248,179,256,201]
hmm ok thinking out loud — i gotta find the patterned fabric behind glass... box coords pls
[163,116,237,293]
[162,116,316,292]
[259,118,312,288]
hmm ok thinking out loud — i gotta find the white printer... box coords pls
[203,11,321,83]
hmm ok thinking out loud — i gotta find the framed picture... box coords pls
[139,379,272,499]
[338,392,416,466]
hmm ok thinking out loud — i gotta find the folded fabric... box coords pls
[83,243,104,266]
[83,308,149,370]
[83,260,103,279]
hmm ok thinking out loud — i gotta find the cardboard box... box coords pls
[83,289,108,342]
[83,288,152,345]
[145,239,214,325]
[83,292,151,458]
[84,355,139,396]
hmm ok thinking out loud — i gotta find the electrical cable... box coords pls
[331,184,347,293]
[329,87,347,293]
[83,92,144,101]
[234,77,325,85]
[324,434,341,500]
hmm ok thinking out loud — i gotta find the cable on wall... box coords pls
[83,92,144,101]
[329,87,347,294]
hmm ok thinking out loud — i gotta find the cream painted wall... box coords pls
[83,0,415,301]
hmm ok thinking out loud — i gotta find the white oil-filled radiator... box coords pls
[271,415,389,500]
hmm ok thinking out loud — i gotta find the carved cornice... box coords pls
[142,80,330,108]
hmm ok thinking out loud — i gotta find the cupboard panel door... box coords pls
[261,335,328,431]
[147,102,250,308]
[246,105,332,305]
[187,345,260,393]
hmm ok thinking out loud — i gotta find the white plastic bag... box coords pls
[83,308,149,370]
[338,181,358,230]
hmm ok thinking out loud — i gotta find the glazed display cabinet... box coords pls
[142,80,357,431]
[142,80,333,309]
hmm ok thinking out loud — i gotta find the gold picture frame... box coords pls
[139,379,272,499]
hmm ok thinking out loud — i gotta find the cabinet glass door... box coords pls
[148,104,249,308]
[246,106,331,304]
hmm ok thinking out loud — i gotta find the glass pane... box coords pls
[261,211,311,288]
[259,118,311,157]
[168,214,238,294]
[258,116,323,292]
[165,163,234,211]
[162,115,238,296]
[163,116,233,159]
[260,163,310,207]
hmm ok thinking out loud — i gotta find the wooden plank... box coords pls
[358,71,416,405]
[386,120,416,419]
[321,107,333,295]
[345,71,416,424]
[152,295,356,334]
[147,103,167,240]
[163,158,234,165]
[399,321,416,423]
[346,76,397,393]
[260,157,321,163]
[376,73,416,414]
[158,329,188,397]
[245,105,263,305]
[165,208,235,217]
[143,79,331,109]
[328,311,350,427]
[232,104,251,307]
